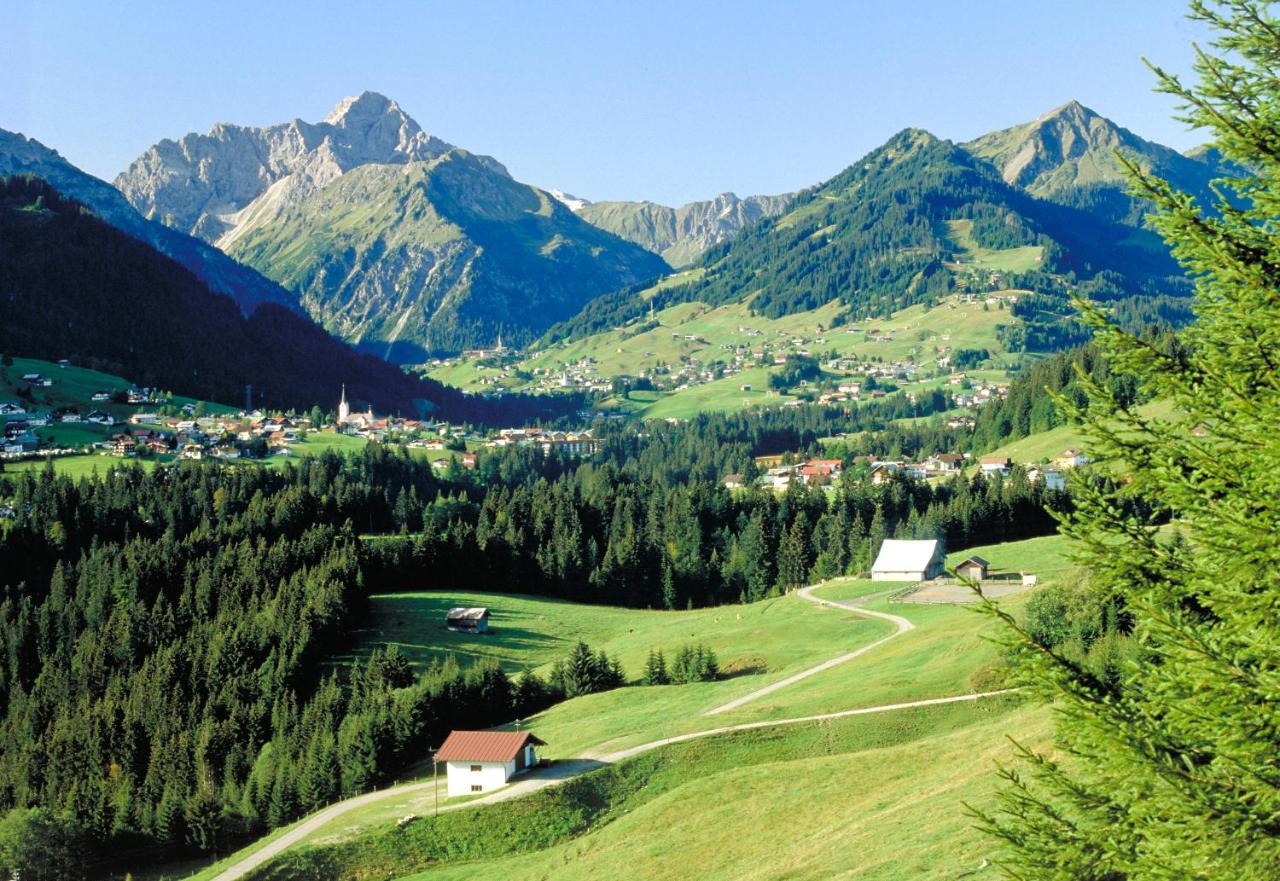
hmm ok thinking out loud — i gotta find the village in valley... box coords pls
[424,292,1024,417]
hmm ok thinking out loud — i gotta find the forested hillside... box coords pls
[0,402,1075,864]
[0,176,575,423]
[544,128,1193,352]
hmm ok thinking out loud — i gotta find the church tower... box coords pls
[338,385,350,424]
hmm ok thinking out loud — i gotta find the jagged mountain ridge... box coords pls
[566,191,792,267]
[224,150,670,360]
[0,129,298,315]
[119,93,669,359]
[115,91,506,247]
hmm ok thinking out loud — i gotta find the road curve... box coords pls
[702,583,915,715]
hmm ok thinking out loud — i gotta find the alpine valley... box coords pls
[3,11,1274,877]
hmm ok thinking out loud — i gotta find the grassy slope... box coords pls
[944,219,1045,272]
[946,533,1073,578]
[984,398,1180,465]
[167,535,1069,878]
[1,357,238,477]
[409,701,1050,881]
[431,293,1027,416]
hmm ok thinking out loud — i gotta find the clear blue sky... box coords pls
[5,0,1206,206]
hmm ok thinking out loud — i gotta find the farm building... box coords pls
[435,730,544,797]
[979,455,1011,476]
[955,556,989,580]
[446,607,490,633]
[871,539,945,582]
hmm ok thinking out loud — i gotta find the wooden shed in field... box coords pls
[955,556,989,581]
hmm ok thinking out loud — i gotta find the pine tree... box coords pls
[643,649,669,685]
[975,4,1280,877]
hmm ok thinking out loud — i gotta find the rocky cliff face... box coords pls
[570,191,791,267]
[115,91,507,247]
[0,128,298,314]
[117,93,667,359]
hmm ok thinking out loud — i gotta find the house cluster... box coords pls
[946,374,1010,409]
[728,457,846,491]
[103,412,308,460]
[486,427,601,456]
[730,445,1090,492]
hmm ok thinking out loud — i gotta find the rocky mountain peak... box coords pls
[324,90,403,126]
[116,92,470,246]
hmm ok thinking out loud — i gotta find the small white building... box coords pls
[436,730,544,797]
[871,539,945,582]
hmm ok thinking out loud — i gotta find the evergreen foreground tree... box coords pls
[975,3,1280,878]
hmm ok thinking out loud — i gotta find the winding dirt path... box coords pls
[208,582,1006,881]
[703,583,914,715]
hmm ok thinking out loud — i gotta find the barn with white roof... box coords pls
[871,539,945,581]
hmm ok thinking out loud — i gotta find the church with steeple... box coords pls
[336,385,373,429]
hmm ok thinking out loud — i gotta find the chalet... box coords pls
[1028,467,1066,491]
[461,452,478,470]
[927,453,964,472]
[436,730,544,796]
[869,461,902,484]
[446,607,490,634]
[871,539,945,582]
[181,444,204,460]
[86,410,113,426]
[955,556,989,581]
[722,474,745,489]
[1055,448,1089,470]
[57,410,81,423]
[0,403,26,417]
[979,455,1011,477]
[91,391,112,402]
[130,413,160,425]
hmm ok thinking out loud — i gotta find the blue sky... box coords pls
[5,1,1206,205]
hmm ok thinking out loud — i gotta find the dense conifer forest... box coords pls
[0,399,1074,863]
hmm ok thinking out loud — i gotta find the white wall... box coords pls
[872,570,924,582]
[445,760,515,797]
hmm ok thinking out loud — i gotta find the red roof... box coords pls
[434,730,543,763]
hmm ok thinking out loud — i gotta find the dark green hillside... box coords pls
[0,176,573,422]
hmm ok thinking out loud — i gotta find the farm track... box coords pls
[702,584,913,715]
[208,581,1011,881]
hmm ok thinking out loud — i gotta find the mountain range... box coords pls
[1,96,1237,411]
[545,101,1224,350]
[559,191,792,267]
[963,99,1229,223]
[116,93,668,360]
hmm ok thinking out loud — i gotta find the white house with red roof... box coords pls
[435,730,544,797]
